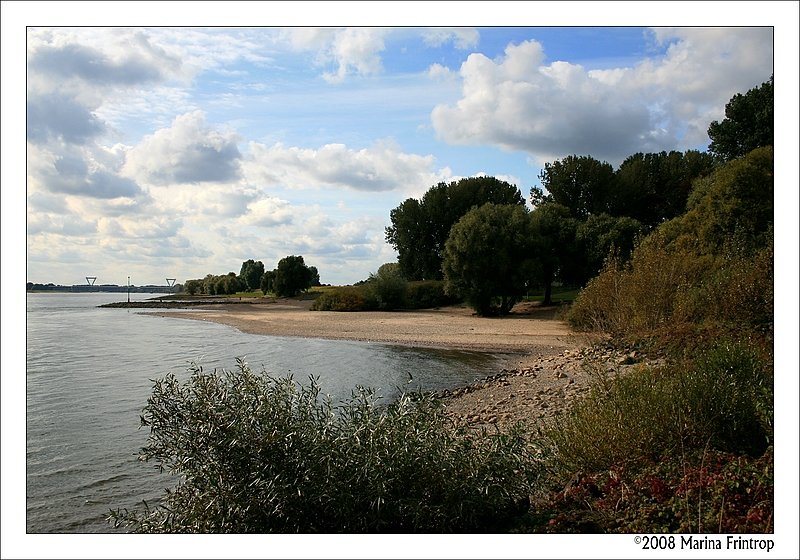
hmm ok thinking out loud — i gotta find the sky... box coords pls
[13,9,783,287]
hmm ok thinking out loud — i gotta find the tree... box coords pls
[367,263,408,310]
[574,213,644,284]
[613,150,716,227]
[308,266,321,287]
[184,279,202,296]
[528,203,579,305]
[387,176,526,280]
[260,270,275,295]
[677,146,773,256]
[535,155,615,219]
[239,259,265,292]
[442,204,532,316]
[708,76,773,162]
[273,255,315,297]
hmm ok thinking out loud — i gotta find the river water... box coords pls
[25,292,509,533]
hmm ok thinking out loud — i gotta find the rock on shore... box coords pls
[440,343,667,433]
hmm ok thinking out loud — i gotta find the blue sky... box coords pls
[8,5,788,289]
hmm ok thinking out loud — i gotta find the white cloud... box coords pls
[239,196,296,228]
[243,140,444,193]
[122,111,242,185]
[432,28,774,164]
[421,28,480,50]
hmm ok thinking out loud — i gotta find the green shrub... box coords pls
[110,361,535,533]
[310,285,377,311]
[405,280,460,309]
[540,341,771,481]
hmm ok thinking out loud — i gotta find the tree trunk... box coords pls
[543,281,552,306]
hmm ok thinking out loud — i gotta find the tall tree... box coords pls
[528,203,579,305]
[613,150,716,227]
[708,76,773,162]
[387,176,526,280]
[273,255,315,297]
[535,155,615,219]
[239,259,265,292]
[442,203,532,316]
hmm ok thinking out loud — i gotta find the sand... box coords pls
[150,299,645,430]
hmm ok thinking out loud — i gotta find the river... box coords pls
[24,292,507,533]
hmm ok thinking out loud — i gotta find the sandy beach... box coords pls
[152,299,645,430]
[154,298,580,354]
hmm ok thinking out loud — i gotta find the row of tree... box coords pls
[183,256,320,298]
[385,76,773,315]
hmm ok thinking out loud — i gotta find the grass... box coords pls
[523,286,580,305]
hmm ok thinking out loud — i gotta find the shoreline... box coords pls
[149,299,583,354]
[143,298,646,429]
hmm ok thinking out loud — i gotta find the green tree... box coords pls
[708,76,773,162]
[387,176,526,280]
[239,259,265,292]
[367,263,408,310]
[260,270,275,295]
[613,150,716,227]
[183,279,202,296]
[273,255,315,297]
[675,146,773,256]
[535,155,615,219]
[529,203,579,305]
[574,213,644,284]
[443,203,532,316]
[308,266,321,287]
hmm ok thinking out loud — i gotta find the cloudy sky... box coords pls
[13,9,781,287]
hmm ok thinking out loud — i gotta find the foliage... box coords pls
[442,203,533,316]
[109,361,535,533]
[405,280,460,309]
[310,280,459,312]
[540,341,771,477]
[239,259,265,292]
[541,447,773,534]
[365,263,408,310]
[708,76,773,162]
[183,273,243,296]
[310,285,377,311]
[573,213,644,285]
[567,147,773,341]
[528,203,579,305]
[386,176,526,280]
[272,255,316,297]
[680,146,773,256]
[536,155,616,219]
[612,150,717,227]
[535,340,772,533]
[260,269,275,295]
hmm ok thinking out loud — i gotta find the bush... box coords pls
[310,285,377,311]
[540,340,771,480]
[405,280,460,309]
[535,340,773,533]
[365,263,408,310]
[110,361,535,533]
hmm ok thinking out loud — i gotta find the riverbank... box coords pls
[146,298,664,429]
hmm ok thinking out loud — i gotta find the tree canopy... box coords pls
[442,203,532,316]
[239,259,265,292]
[386,176,526,280]
[708,76,773,162]
[272,255,317,297]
